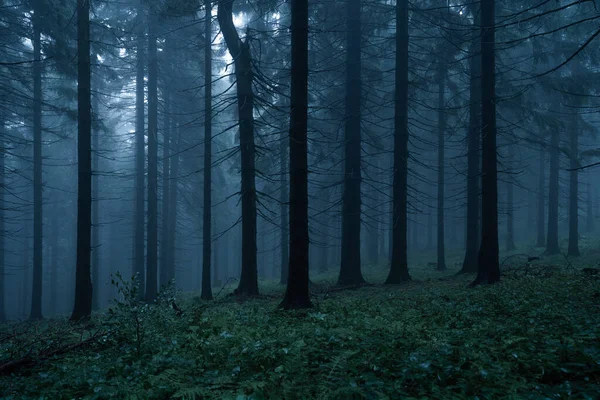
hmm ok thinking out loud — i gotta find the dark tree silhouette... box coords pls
[386,0,411,284]
[536,142,545,247]
[280,0,311,310]
[436,57,447,272]
[546,108,560,255]
[71,0,93,321]
[567,94,580,257]
[218,0,258,296]
[201,0,213,300]
[338,0,365,286]
[145,10,158,302]
[472,0,500,286]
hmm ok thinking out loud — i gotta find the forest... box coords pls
[0,0,599,398]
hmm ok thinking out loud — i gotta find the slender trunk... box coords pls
[436,59,446,271]
[92,96,100,309]
[546,120,560,255]
[50,218,58,315]
[71,0,93,320]
[386,0,411,283]
[281,0,311,308]
[339,0,365,286]
[536,142,545,246]
[30,14,43,320]
[145,11,158,302]
[460,16,480,274]
[473,0,500,286]
[167,120,179,283]
[506,144,516,251]
[133,2,146,295]
[587,181,594,232]
[279,131,289,283]
[201,0,213,300]
[160,90,171,287]
[218,0,259,296]
[22,225,30,318]
[0,116,5,321]
[567,101,580,256]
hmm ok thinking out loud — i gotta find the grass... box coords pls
[1,248,599,399]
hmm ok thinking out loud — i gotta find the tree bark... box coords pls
[545,116,560,255]
[0,115,5,321]
[133,1,146,297]
[30,12,43,320]
[281,0,311,309]
[279,131,289,284]
[160,90,171,287]
[92,95,100,310]
[201,0,213,300]
[472,0,500,286]
[167,117,178,284]
[567,99,580,256]
[218,0,258,296]
[436,59,447,271]
[506,144,516,251]
[586,181,594,232]
[536,142,545,247]
[145,11,158,302]
[386,0,411,283]
[71,0,93,320]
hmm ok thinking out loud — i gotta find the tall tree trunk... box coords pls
[339,0,365,286]
[436,59,446,271]
[386,0,411,283]
[460,15,480,274]
[0,116,5,321]
[472,0,500,286]
[145,11,158,302]
[160,90,170,287]
[21,224,30,318]
[167,119,179,283]
[567,101,580,256]
[50,218,58,315]
[201,0,213,300]
[92,96,100,310]
[30,13,44,320]
[133,2,146,296]
[71,0,93,320]
[279,131,289,284]
[546,119,560,255]
[506,144,516,251]
[587,181,594,232]
[218,0,258,296]
[281,0,311,309]
[536,142,545,247]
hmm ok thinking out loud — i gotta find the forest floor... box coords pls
[1,244,599,399]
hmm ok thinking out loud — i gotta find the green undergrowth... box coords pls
[1,266,599,399]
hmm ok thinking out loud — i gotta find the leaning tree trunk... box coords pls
[460,36,480,273]
[145,11,159,302]
[338,0,365,286]
[472,0,500,286]
[201,0,213,300]
[386,0,411,284]
[545,118,560,255]
[536,142,545,247]
[31,13,43,320]
[218,0,259,296]
[436,58,447,271]
[133,1,146,296]
[71,0,93,321]
[280,0,311,309]
[567,99,580,257]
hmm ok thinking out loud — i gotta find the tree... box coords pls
[472,0,500,286]
[201,0,213,300]
[71,0,94,321]
[30,9,44,320]
[436,55,447,272]
[536,142,545,247]
[338,0,365,287]
[145,8,158,302]
[280,0,311,309]
[460,31,480,274]
[218,0,258,296]
[0,115,5,322]
[133,0,146,297]
[386,0,411,284]
[545,103,560,256]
